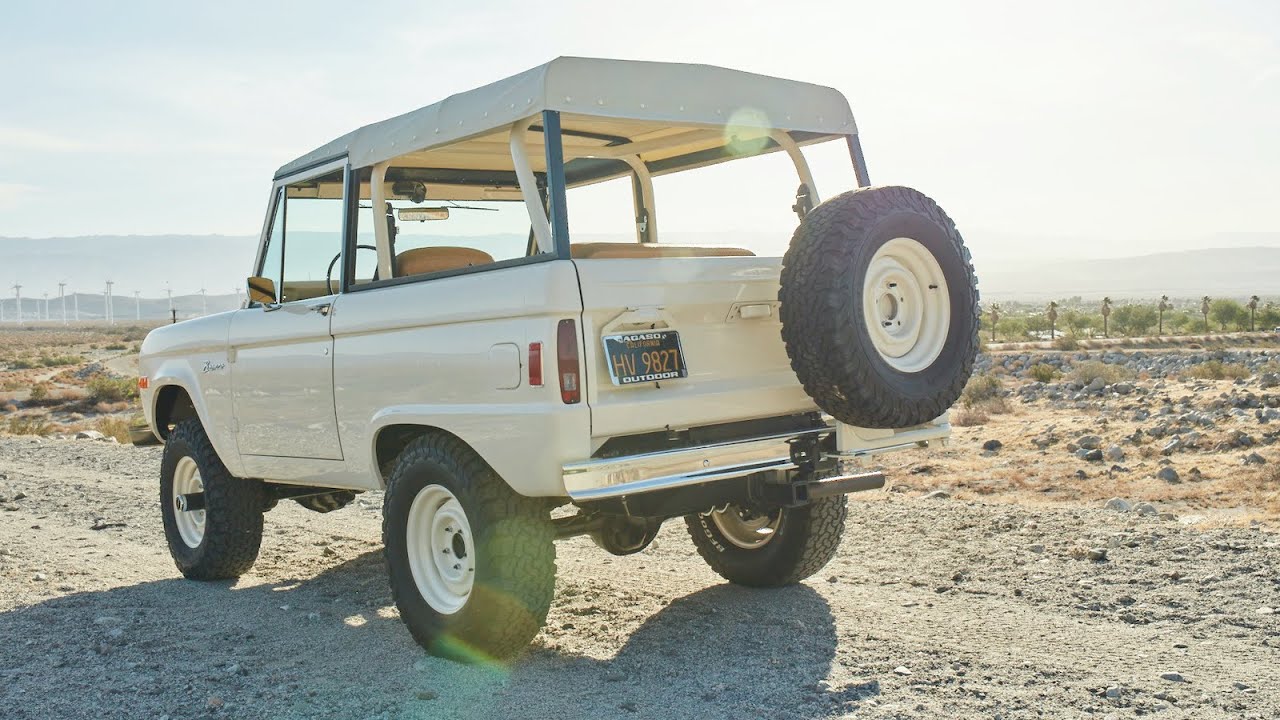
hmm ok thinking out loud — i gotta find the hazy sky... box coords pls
[2,1,1277,265]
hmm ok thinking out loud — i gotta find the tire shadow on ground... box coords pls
[0,550,875,719]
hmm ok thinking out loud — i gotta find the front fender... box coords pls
[139,312,241,477]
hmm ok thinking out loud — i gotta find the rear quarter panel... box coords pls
[330,260,591,496]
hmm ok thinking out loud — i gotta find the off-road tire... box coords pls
[780,185,980,428]
[160,418,265,580]
[382,433,556,662]
[293,491,357,513]
[684,496,848,587]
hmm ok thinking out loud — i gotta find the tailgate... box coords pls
[573,256,816,441]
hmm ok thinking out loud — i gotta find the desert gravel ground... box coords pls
[1,437,1278,719]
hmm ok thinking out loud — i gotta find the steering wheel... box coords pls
[326,245,379,294]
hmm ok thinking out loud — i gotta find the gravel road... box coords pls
[1,437,1277,719]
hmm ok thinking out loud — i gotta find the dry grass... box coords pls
[953,397,1011,426]
[6,414,55,436]
[960,373,1003,407]
[1184,361,1250,381]
[91,416,132,444]
[873,378,1280,529]
[1027,363,1058,383]
[1069,360,1134,385]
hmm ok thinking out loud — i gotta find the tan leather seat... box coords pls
[570,243,755,259]
[396,246,495,276]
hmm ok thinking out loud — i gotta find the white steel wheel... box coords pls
[710,506,781,550]
[172,456,206,548]
[406,484,475,615]
[862,237,951,373]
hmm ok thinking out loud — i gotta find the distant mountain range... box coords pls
[976,246,1280,300]
[2,234,1279,312]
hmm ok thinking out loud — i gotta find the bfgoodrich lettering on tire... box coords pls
[684,497,848,587]
[382,433,556,662]
[780,185,980,428]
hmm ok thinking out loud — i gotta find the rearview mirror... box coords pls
[247,276,277,305]
[398,207,450,222]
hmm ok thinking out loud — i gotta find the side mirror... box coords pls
[247,276,277,305]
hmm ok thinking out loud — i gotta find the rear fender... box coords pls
[367,403,589,497]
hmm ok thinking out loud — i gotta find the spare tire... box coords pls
[780,186,979,429]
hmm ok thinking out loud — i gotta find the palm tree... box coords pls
[1158,295,1171,335]
[1047,301,1058,340]
[1201,296,1211,334]
[1248,295,1260,332]
[989,303,1000,342]
[1101,297,1113,338]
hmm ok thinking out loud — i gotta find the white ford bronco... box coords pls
[139,58,979,661]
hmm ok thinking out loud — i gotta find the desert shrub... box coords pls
[93,401,132,413]
[960,373,1002,407]
[86,376,138,403]
[28,383,49,402]
[105,343,127,351]
[9,357,38,370]
[6,415,54,436]
[1027,363,1058,383]
[1053,335,1079,351]
[953,407,988,426]
[40,354,80,367]
[1069,360,1133,385]
[1257,361,1280,376]
[94,416,131,444]
[1187,361,1249,380]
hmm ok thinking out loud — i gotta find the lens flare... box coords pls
[722,107,771,157]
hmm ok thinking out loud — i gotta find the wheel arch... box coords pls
[153,384,198,440]
[372,423,478,489]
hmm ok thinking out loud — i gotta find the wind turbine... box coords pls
[58,282,67,325]
[12,284,22,326]
[43,292,48,321]
[135,290,141,321]
[200,287,207,316]
[105,280,114,325]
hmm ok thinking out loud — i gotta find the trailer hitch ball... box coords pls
[175,492,206,512]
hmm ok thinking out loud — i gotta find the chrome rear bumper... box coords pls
[563,415,949,501]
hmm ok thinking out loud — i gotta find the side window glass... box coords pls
[353,169,532,282]
[391,198,529,274]
[257,189,284,295]
[279,168,345,303]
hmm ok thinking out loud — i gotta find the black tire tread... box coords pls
[161,418,264,580]
[382,433,556,661]
[685,496,848,587]
[780,185,980,428]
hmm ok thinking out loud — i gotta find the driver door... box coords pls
[230,165,345,461]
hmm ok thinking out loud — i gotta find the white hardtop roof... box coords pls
[276,57,857,180]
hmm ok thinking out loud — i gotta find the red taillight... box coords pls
[556,319,581,404]
[137,376,149,390]
[528,342,543,387]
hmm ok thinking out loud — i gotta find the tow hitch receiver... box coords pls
[789,470,885,504]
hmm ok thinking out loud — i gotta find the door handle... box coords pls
[310,303,332,316]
